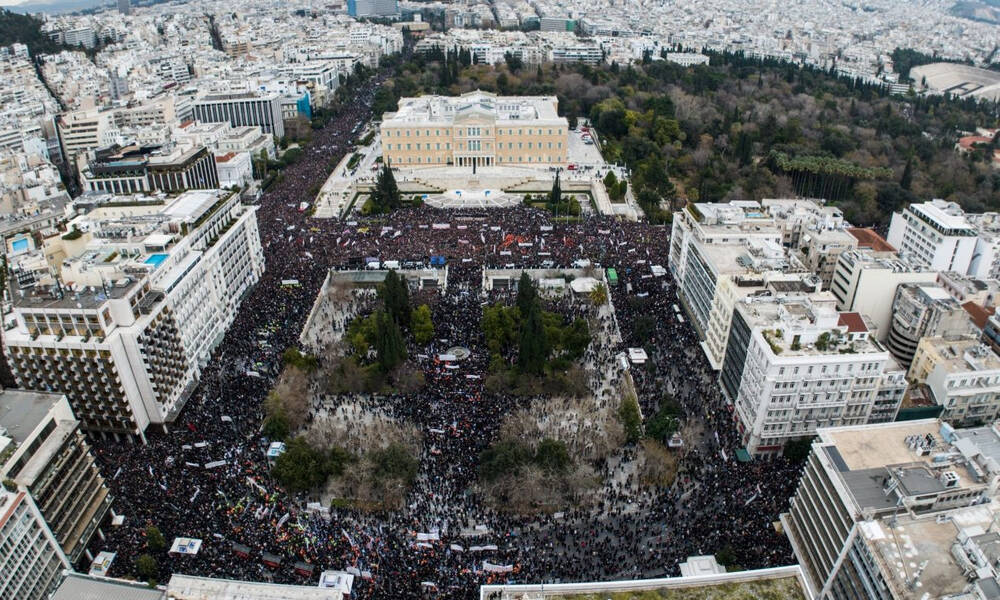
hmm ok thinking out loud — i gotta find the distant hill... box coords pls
[950,1,1000,24]
[0,9,73,53]
[4,0,108,15]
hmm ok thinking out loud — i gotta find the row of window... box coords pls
[391,155,563,164]
[386,127,564,137]
[387,141,563,151]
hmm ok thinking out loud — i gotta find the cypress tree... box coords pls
[516,272,537,317]
[900,156,913,191]
[518,305,547,375]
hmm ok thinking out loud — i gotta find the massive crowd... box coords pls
[86,69,802,599]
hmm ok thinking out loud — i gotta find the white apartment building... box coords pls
[0,489,68,600]
[968,212,1000,280]
[192,92,284,139]
[0,390,112,564]
[887,200,977,273]
[936,270,1000,307]
[57,109,121,166]
[719,294,902,456]
[830,250,934,341]
[215,152,253,189]
[783,419,1000,600]
[549,46,603,65]
[909,336,1000,426]
[2,189,264,440]
[885,282,976,366]
[669,201,845,368]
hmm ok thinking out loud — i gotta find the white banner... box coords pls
[483,561,514,573]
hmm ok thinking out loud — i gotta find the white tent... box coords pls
[569,277,599,294]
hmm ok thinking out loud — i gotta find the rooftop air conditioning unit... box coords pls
[941,471,960,489]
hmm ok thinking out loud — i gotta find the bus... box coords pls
[606,268,618,286]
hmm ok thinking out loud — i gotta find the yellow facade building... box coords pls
[380,90,568,169]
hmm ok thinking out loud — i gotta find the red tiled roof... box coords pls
[838,312,868,333]
[847,228,895,253]
[959,136,993,149]
[962,301,995,330]
[215,152,236,162]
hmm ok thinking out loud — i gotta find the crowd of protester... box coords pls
[87,71,801,599]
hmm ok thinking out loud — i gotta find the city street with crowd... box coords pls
[84,66,803,599]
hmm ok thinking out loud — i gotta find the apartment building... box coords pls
[57,110,120,166]
[830,250,933,341]
[2,189,264,440]
[0,390,112,564]
[668,201,838,368]
[886,283,976,366]
[192,92,285,139]
[549,46,603,65]
[380,91,568,169]
[937,270,1000,307]
[887,200,978,273]
[783,419,1000,599]
[80,144,220,194]
[719,294,903,456]
[0,489,68,600]
[908,336,1000,426]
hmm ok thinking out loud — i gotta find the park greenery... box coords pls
[375,46,1000,227]
[482,273,591,395]
[618,393,643,444]
[479,438,572,481]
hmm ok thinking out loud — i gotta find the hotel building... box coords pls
[2,189,264,440]
[380,91,568,169]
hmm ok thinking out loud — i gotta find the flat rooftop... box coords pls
[51,573,165,600]
[0,389,60,445]
[480,567,810,600]
[166,574,343,600]
[383,90,563,125]
[860,506,996,600]
[822,421,944,472]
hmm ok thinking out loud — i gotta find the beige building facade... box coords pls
[380,91,568,169]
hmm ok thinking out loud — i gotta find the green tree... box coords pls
[370,163,401,213]
[144,525,166,553]
[482,303,518,354]
[479,439,533,481]
[900,156,914,191]
[261,409,290,441]
[603,170,619,191]
[379,270,411,328]
[516,272,538,317]
[619,394,642,444]
[271,437,332,493]
[371,443,418,484]
[135,554,157,580]
[518,305,548,375]
[374,310,406,372]
[783,437,815,461]
[411,304,434,345]
[547,171,562,209]
[589,283,608,306]
[534,438,571,473]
